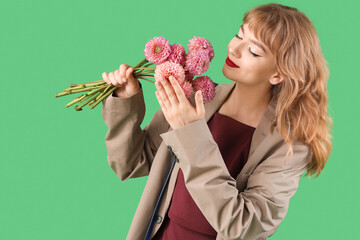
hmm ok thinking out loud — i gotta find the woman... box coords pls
[101,3,333,240]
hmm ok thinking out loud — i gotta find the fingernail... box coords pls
[122,78,127,82]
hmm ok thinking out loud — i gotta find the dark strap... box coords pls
[144,146,178,240]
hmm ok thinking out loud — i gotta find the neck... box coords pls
[226,81,272,119]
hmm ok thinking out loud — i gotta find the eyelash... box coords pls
[234,34,261,57]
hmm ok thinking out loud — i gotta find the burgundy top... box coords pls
[153,111,256,240]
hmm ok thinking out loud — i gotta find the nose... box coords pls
[229,40,242,58]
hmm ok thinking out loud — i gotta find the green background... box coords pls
[1,0,357,239]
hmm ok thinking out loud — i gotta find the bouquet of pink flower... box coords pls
[55,36,216,111]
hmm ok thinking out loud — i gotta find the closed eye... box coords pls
[249,47,260,57]
[235,34,242,40]
[234,34,261,57]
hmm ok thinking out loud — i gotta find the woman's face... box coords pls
[222,23,281,87]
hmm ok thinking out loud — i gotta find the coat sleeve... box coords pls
[101,82,168,181]
[159,118,312,240]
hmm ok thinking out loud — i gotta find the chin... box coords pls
[222,65,239,82]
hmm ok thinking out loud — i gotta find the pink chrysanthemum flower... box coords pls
[144,36,171,64]
[188,36,215,61]
[180,80,193,99]
[192,76,216,103]
[185,70,194,82]
[154,61,185,84]
[185,50,210,76]
[167,44,186,67]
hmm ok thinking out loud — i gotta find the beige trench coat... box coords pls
[101,81,312,240]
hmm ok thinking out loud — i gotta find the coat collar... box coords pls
[189,81,277,163]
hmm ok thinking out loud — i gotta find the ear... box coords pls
[269,72,284,85]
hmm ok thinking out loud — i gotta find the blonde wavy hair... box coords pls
[243,3,333,178]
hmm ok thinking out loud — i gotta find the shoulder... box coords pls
[262,126,313,172]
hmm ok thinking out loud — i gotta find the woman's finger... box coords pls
[108,72,118,86]
[169,76,187,104]
[114,69,123,85]
[195,90,205,117]
[119,64,128,83]
[125,67,134,82]
[102,72,110,84]
[160,77,179,106]
[155,90,166,111]
[155,80,171,109]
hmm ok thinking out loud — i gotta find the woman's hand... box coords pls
[102,64,140,98]
[155,76,205,130]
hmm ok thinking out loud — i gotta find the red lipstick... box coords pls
[225,57,240,68]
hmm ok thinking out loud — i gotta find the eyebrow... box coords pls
[240,25,267,54]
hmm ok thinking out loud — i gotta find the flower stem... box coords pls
[72,94,85,101]
[78,86,107,102]
[75,91,102,111]
[133,57,148,69]
[64,86,101,94]
[65,81,106,91]
[70,80,104,87]
[95,84,112,101]
[137,74,154,78]
[89,86,117,109]
[138,71,153,75]
[55,91,69,97]
[142,62,154,68]
[77,93,94,104]
[136,67,154,70]
[138,77,155,84]
[65,95,86,108]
